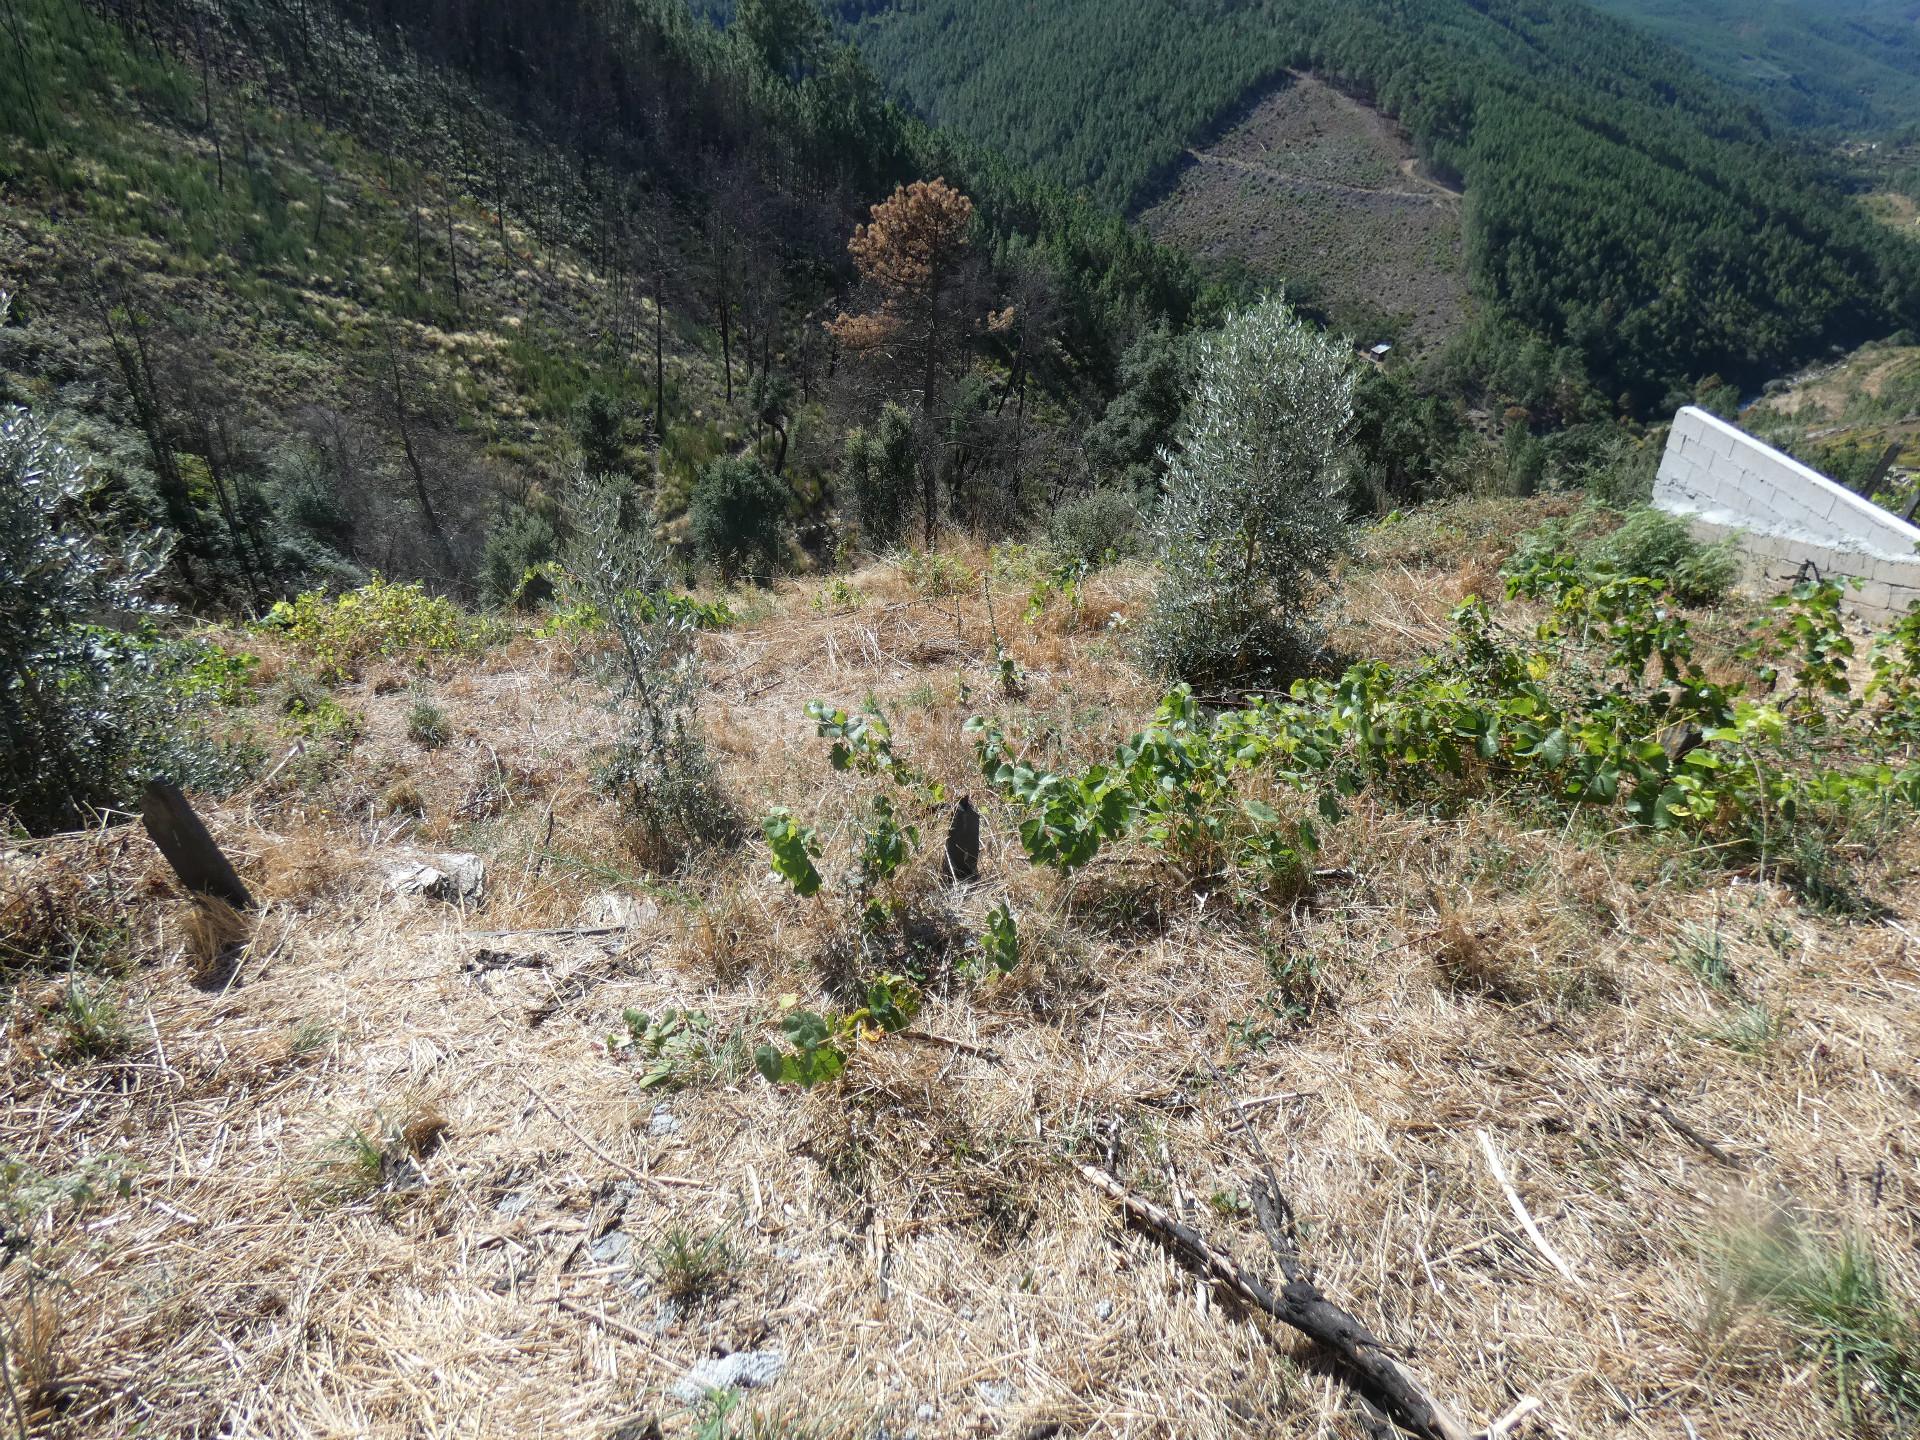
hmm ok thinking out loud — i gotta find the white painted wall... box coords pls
[1653,405,1920,621]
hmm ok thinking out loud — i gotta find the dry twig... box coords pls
[1074,1161,1475,1440]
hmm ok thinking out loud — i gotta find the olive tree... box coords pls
[566,475,733,864]
[0,403,170,831]
[1141,296,1356,688]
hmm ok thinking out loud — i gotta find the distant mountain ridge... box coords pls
[829,0,1920,411]
[1586,0,1920,133]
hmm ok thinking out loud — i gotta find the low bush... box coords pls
[841,402,918,549]
[1513,507,1739,608]
[265,675,362,743]
[689,456,788,583]
[568,475,737,867]
[969,558,1920,903]
[1046,487,1140,567]
[1586,507,1739,606]
[264,576,504,682]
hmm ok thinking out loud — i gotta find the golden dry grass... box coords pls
[4,541,1920,1438]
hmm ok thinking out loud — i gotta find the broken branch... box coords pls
[1074,1161,1474,1440]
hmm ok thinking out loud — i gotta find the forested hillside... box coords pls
[1587,0,1920,134]
[832,0,1920,412]
[0,0,1195,613]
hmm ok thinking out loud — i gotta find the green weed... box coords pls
[406,697,451,749]
[652,1224,735,1306]
[54,981,128,1060]
[1714,1218,1920,1431]
[1673,924,1736,995]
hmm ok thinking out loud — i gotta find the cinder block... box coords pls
[1855,579,1896,612]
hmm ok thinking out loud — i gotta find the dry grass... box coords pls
[4,538,1920,1438]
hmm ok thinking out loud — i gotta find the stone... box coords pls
[668,1350,786,1404]
[943,797,980,883]
[387,852,486,903]
[647,1107,682,1138]
[581,892,659,929]
[589,1229,632,1265]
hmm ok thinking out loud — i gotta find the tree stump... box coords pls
[140,778,254,910]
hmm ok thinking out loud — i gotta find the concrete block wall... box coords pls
[1653,405,1920,622]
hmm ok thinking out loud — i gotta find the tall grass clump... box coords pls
[1714,1216,1920,1432]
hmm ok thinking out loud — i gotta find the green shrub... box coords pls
[1047,487,1140,567]
[1587,508,1740,606]
[568,475,736,866]
[689,456,789,584]
[479,508,560,608]
[264,576,503,682]
[840,403,917,548]
[0,405,248,833]
[1142,297,1355,689]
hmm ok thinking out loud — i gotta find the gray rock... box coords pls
[581,892,659,929]
[387,852,486,902]
[668,1350,786,1403]
[1094,1299,1114,1321]
[915,1405,936,1422]
[974,1381,1015,1408]
[589,1229,632,1265]
[493,1190,534,1219]
[647,1107,682,1138]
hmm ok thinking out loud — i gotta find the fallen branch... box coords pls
[1475,1131,1580,1286]
[1074,1161,1474,1440]
[897,1029,1003,1062]
[1640,1092,1745,1170]
[551,1295,670,1358]
[467,925,629,940]
[1484,1396,1542,1439]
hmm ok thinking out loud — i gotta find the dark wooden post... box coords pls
[141,778,254,909]
[944,796,980,884]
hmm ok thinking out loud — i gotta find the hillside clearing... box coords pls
[1138,75,1468,355]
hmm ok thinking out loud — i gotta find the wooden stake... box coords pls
[140,778,253,909]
